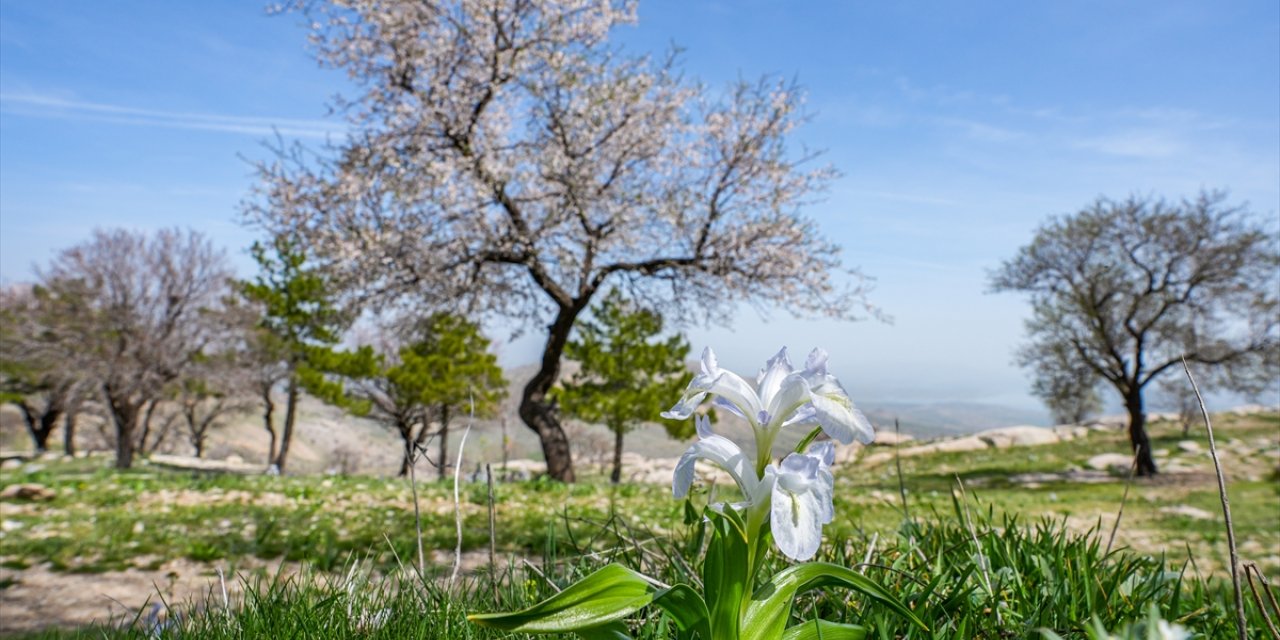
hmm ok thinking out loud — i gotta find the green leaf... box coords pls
[652,584,712,640]
[793,427,823,454]
[781,619,869,640]
[741,562,927,640]
[703,509,750,640]
[468,564,655,633]
[574,622,634,640]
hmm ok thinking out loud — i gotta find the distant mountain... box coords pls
[860,402,1051,439]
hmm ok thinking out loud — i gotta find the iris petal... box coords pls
[672,428,758,500]
[756,348,793,409]
[770,474,825,561]
[804,374,875,445]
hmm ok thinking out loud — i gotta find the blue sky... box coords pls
[2,1,1277,415]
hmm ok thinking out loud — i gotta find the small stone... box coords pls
[870,432,915,446]
[1176,440,1201,453]
[1159,505,1215,520]
[1085,453,1134,473]
[1153,448,1170,457]
[0,483,56,501]
[975,426,1059,449]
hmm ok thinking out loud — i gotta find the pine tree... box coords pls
[556,290,692,484]
[238,237,370,473]
[406,313,507,480]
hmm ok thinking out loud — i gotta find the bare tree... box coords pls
[36,229,233,469]
[176,346,252,458]
[0,285,84,454]
[992,192,1279,475]
[1019,339,1103,425]
[248,0,876,481]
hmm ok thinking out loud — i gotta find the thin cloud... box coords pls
[0,93,344,139]
[1071,130,1186,159]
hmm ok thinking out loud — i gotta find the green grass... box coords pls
[1,412,1276,638]
[3,506,1271,639]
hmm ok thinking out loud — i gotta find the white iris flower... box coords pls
[661,347,874,454]
[666,348,872,562]
[763,442,837,560]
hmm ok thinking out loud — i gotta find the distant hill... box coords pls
[861,402,1051,439]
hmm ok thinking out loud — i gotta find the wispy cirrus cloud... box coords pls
[0,93,344,139]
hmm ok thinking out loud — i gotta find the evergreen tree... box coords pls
[411,313,507,480]
[339,313,505,478]
[238,237,369,473]
[556,290,692,484]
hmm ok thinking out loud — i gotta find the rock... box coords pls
[0,459,22,471]
[1159,505,1215,520]
[1153,448,1170,457]
[1086,453,1134,473]
[898,435,989,457]
[0,483,56,501]
[871,432,915,446]
[1176,440,1201,453]
[975,426,1060,449]
[857,451,894,467]
[1051,425,1089,441]
[148,454,261,474]
[495,459,547,481]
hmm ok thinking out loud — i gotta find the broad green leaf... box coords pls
[703,510,750,640]
[468,564,655,633]
[781,619,869,640]
[652,584,712,640]
[741,562,927,640]
[574,622,634,640]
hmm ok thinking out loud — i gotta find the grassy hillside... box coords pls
[0,411,1276,637]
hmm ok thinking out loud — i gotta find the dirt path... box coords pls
[0,559,272,635]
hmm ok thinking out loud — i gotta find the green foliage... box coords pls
[468,565,658,633]
[5,414,1278,638]
[238,237,368,412]
[402,312,506,421]
[556,289,692,440]
[239,237,345,349]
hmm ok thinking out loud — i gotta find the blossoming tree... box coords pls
[248,0,875,482]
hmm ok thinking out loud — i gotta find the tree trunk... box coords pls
[610,426,624,485]
[262,389,278,465]
[1125,390,1158,476]
[62,407,77,457]
[518,305,585,483]
[17,402,60,454]
[273,377,300,473]
[106,385,139,470]
[398,422,414,477]
[438,404,451,481]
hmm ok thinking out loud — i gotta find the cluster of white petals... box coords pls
[666,347,873,561]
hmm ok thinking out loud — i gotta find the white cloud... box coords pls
[0,93,344,139]
[1071,130,1186,158]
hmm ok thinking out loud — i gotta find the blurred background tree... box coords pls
[556,289,692,484]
